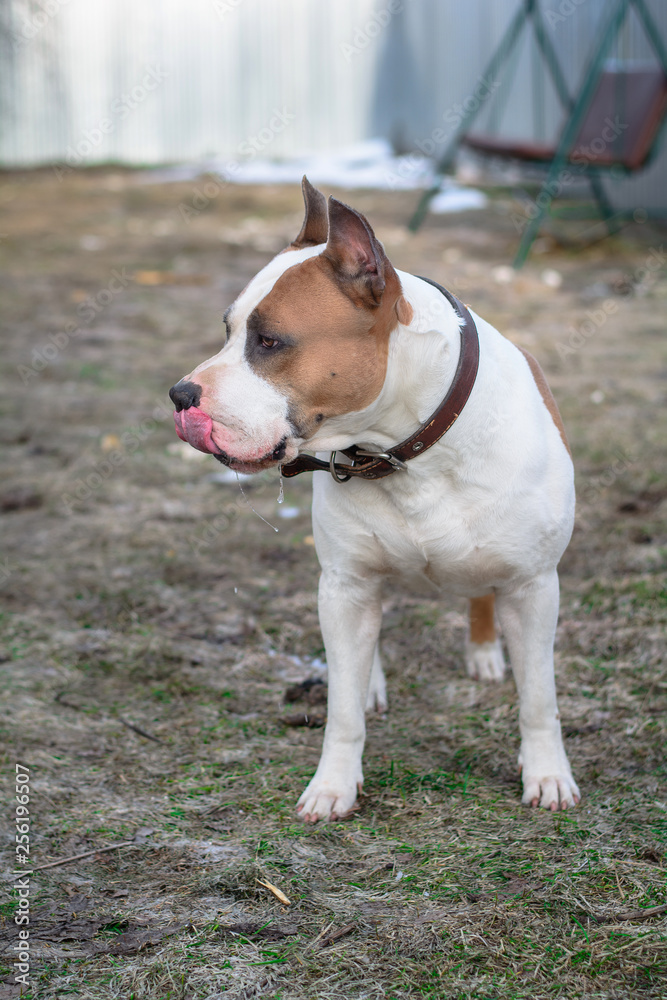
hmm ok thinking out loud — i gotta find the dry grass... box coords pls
[0,169,665,999]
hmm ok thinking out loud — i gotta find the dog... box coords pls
[169,177,579,821]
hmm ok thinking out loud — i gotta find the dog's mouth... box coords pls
[211,447,287,475]
[173,407,288,474]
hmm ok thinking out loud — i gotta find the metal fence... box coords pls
[1,0,665,210]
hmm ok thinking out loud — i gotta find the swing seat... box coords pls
[463,68,667,173]
[408,0,667,265]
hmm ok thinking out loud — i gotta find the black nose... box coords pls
[169,380,202,412]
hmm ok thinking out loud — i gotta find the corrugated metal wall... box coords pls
[1,0,665,209]
[0,0,381,164]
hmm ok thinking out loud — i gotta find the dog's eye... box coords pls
[260,336,279,350]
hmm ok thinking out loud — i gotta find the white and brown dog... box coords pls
[169,178,579,820]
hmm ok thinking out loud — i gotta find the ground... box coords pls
[0,169,666,999]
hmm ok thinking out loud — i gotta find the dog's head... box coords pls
[169,178,412,473]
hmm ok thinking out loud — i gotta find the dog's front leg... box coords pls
[496,571,580,810]
[296,569,382,823]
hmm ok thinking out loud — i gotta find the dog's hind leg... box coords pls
[297,570,383,822]
[465,594,505,681]
[496,571,579,810]
[365,642,388,713]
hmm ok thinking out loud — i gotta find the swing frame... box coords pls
[408,0,667,268]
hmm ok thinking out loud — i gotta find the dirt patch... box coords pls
[0,168,665,998]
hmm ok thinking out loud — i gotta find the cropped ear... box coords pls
[322,196,386,307]
[290,176,328,249]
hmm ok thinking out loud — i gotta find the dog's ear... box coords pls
[290,176,328,250]
[323,196,386,307]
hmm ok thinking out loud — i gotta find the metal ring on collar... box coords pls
[329,452,352,483]
[355,449,408,471]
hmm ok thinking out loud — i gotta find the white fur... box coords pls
[298,272,578,818]
[186,256,580,817]
[465,639,506,681]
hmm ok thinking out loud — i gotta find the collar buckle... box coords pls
[354,449,408,472]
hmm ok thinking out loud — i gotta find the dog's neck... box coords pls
[301,270,463,455]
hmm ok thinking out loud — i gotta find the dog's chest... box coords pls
[313,473,520,595]
[372,503,514,593]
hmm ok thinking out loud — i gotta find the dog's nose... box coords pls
[169,380,202,412]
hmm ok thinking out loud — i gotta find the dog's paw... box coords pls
[518,741,580,810]
[465,638,505,682]
[296,776,361,823]
[521,771,581,810]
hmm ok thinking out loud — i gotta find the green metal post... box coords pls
[530,0,574,111]
[588,171,621,233]
[408,0,531,231]
[631,0,667,75]
[513,0,631,267]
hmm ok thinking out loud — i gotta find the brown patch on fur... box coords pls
[518,347,571,456]
[395,294,413,325]
[246,253,403,435]
[469,594,497,644]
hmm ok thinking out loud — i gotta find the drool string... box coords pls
[235,473,279,532]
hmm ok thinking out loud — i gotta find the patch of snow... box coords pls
[140,138,486,211]
[277,505,300,519]
[205,468,253,483]
[166,440,208,462]
[541,268,563,289]
[492,265,514,285]
[429,183,487,213]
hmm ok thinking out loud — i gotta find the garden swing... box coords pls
[409,0,667,268]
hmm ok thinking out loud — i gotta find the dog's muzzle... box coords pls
[169,380,288,467]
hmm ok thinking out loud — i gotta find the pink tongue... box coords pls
[173,407,222,454]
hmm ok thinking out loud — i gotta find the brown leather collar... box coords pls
[280,276,480,482]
